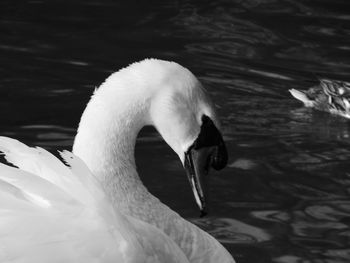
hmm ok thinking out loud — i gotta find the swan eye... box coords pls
[191,115,228,170]
[192,115,218,148]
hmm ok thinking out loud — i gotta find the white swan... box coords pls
[0,59,235,263]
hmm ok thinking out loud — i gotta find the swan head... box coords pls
[77,59,228,216]
[147,60,228,216]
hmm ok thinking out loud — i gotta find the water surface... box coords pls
[1,0,350,262]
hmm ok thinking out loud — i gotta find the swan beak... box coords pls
[184,115,228,217]
[184,143,227,217]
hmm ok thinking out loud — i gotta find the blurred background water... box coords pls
[1,0,350,262]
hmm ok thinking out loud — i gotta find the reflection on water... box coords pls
[190,217,271,243]
[1,0,350,262]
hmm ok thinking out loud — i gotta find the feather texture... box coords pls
[0,137,189,263]
[0,59,235,263]
[289,79,350,118]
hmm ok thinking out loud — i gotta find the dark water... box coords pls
[1,0,350,262]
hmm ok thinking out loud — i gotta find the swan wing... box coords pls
[0,169,141,263]
[0,137,189,263]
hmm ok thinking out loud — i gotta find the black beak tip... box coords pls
[200,209,208,218]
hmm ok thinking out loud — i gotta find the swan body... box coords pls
[0,59,235,263]
[289,79,350,118]
[0,137,188,263]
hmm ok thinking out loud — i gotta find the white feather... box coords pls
[0,59,234,263]
[0,137,189,263]
[289,89,314,107]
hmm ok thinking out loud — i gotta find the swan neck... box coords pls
[72,82,151,206]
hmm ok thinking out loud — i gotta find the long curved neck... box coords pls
[72,75,153,207]
[71,61,235,263]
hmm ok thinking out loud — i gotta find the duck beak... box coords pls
[184,142,227,217]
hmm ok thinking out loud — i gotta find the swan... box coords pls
[0,139,189,263]
[0,59,235,263]
[290,79,350,118]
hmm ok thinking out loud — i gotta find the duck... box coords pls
[289,79,350,118]
[0,59,235,263]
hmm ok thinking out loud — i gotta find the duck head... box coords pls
[148,62,228,216]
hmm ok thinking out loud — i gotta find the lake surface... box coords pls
[1,0,350,262]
